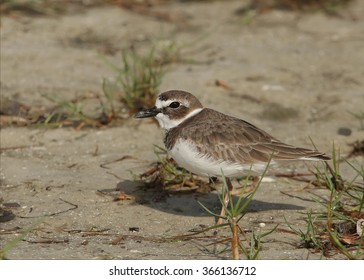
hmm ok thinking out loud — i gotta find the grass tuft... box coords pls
[137,149,278,259]
[101,47,164,115]
[196,157,276,260]
[285,146,364,259]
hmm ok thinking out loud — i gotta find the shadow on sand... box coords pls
[97,180,306,218]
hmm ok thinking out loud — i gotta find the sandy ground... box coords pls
[1,0,364,259]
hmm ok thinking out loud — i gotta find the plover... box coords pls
[135,89,329,173]
[135,90,330,218]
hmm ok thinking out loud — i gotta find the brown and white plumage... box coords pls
[135,90,330,178]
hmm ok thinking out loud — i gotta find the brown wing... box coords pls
[166,108,329,164]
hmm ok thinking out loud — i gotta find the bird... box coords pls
[134,90,330,219]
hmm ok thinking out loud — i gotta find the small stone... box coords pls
[129,227,140,232]
[337,127,352,136]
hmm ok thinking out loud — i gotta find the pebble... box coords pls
[337,127,352,136]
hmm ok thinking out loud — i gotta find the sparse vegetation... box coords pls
[0,43,174,128]
[101,46,164,115]
[0,0,106,15]
[1,0,68,15]
[285,148,364,259]
[0,221,41,260]
[196,160,277,260]
[237,0,354,16]
[137,144,363,259]
[1,0,355,18]
[139,148,277,259]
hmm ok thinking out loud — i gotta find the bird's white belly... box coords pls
[169,139,266,177]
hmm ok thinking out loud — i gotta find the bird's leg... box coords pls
[216,177,233,225]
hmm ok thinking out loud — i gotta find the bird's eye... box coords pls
[169,102,180,109]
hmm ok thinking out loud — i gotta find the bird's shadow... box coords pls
[98,180,306,217]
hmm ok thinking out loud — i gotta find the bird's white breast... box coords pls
[170,139,267,177]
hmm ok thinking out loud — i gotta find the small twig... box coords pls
[63,228,110,234]
[0,227,22,235]
[277,227,299,235]
[82,233,115,237]
[273,171,315,178]
[17,198,78,219]
[140,164,160,178]
[280,191,317,203]
[237,224,252,244]
[100,155,135,169]
[105,171,125,180]
[205,237,231,247]
[25,238,69,244]
[0,145,39,152]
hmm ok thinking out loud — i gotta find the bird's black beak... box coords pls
[134,106,160,118]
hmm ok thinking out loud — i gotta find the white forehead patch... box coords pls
[155,98,169,109]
